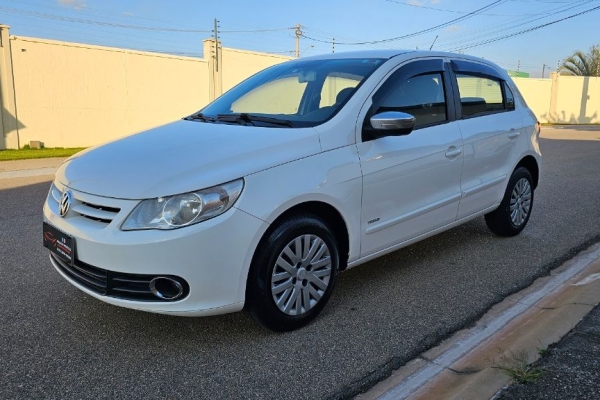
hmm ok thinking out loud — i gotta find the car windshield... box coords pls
[196,58,386,128]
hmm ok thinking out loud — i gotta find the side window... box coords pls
[504,82,515,111]
[456,74,505,117]
[377,73,447,128]
[319,74,359,108]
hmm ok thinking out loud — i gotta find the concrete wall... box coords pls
[9,36,210,148]
[0,31,292,149]
[512,78,553,123]
[513,75,600,124]
[1,24,598,149]
[220,47,291,94]
[0,25,20,149]
[552,76,600,124]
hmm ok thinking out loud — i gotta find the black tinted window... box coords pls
[456,74,505,117]
[377,73,447,128]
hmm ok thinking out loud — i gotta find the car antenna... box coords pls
[429,35,439,51]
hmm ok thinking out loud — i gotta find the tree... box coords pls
[559,45,600,77]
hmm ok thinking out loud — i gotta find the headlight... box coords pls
[121,179,244,230]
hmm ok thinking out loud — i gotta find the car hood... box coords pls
[56,120,322,199]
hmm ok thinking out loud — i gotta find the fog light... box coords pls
[149,277,184,300]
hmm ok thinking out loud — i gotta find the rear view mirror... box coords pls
[297,71,316,83]
[370,111,415,136]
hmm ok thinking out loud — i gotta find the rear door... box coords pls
[449,60,524,220]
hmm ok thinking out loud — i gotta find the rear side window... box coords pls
[456,74,506,117]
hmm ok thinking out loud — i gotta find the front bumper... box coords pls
[43,181,268,316]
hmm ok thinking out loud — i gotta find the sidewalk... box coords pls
[361,243,600,399]
[0,157,66,179]
[497,303,600,399]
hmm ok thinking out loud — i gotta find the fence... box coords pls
[0,24,598,150]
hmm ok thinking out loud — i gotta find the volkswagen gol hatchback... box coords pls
[43,50,541,331]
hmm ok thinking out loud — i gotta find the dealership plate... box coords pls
[43,222,75,265]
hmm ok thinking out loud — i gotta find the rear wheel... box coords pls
[485,167,534,237]
[246,215,339,331]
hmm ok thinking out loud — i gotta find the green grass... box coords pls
[491,349,544,384]
[0,147,86,161]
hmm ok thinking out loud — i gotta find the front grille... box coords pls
[52,253,107,293]
[72,201,121,224]
[50,253,189,302]
[48,184,122,225]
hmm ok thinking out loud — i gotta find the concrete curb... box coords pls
[360,243,600,400]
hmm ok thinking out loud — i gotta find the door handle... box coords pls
[445,147,462,158]
[507,129,520,139]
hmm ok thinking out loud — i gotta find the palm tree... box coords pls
[560,45,600,76]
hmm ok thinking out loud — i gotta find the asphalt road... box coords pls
[1,127,599,400]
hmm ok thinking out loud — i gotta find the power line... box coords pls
[0,6,292,33]
[384,0,551,16]
[437,0,594,50]
[303,0,508,45]
[449,4,600,51]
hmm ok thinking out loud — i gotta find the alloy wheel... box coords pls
[270,234,332,316]
[510,178,532,226]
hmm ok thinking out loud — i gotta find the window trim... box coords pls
[455,73,506,119]
[450,59,516,120]
[503,82,516,111]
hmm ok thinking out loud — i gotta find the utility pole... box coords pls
[294,23,302,58]
[557,59,561,75]
[332,37,335,53]
[213,18,220,72]
[542,63,547,79]
[517,60,520,73]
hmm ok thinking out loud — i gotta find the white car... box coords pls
[43,50,541,331]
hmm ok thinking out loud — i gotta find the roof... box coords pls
[296,49,505,75]
[299,49,415,61]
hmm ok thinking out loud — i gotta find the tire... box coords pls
[485,167,534,237]
[246,214,339,332]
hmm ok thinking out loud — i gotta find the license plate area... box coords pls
[43,222,75,265]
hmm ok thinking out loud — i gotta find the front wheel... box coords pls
[246,215,339,332]
[485,167,534,237]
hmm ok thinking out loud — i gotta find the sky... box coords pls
[0,0,599,77]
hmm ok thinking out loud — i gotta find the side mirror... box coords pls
[369,111,415,137]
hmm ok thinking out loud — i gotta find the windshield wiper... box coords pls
[184,112,215,122]
[216,113,295,128]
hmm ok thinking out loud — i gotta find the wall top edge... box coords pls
[202,38,293,61]
[10,35,209,63]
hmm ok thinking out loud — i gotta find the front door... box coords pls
[357,59,464,257]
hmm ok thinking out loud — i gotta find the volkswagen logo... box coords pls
[59,190,73,217]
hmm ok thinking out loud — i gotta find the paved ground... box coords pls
[497,304,600,400]
[0,157,66,179]
[1,126,599,399]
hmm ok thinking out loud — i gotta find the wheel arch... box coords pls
[252,201,350,272]
[514,155,539,189]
